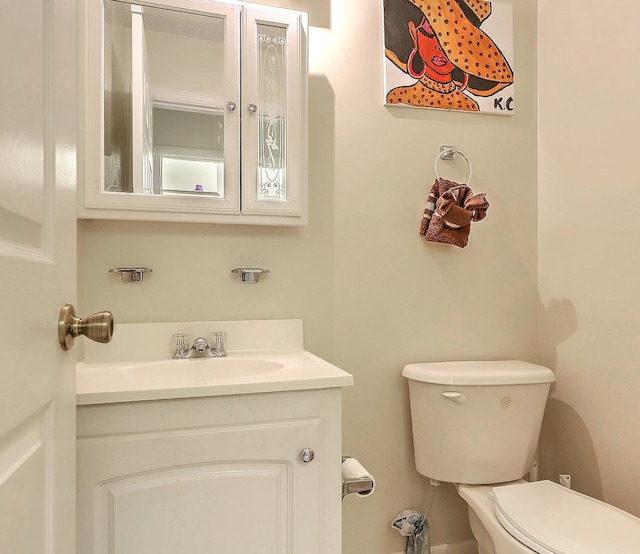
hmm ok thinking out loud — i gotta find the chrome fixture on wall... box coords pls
[341,456,375,499]
[231,267,269,283]
[435,145,473,185]
[109,267,153,283]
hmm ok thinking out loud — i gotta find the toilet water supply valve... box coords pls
[392,510,429,554]
[392,480,439,554]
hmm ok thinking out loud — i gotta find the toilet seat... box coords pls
[492,480,640,554]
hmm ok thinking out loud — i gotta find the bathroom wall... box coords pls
[538,0,640,516]
[79,0,538,552]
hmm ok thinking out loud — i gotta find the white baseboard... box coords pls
[391,539,478,554]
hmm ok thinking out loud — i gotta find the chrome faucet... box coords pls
[189,337,214,358]
[172,333,227,359]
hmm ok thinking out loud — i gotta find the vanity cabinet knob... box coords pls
[300,448,315,463]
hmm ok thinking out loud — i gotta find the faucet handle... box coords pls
[172,333,190,359]
[210,331,227,357]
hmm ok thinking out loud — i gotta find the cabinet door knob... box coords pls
[247,103,257,113]
[300,448,315,463]
[227,101,237,111]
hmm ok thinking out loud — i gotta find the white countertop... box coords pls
[77,319,353,405]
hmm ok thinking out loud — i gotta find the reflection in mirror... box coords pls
[103,0,226,197]
[152,107,224,196]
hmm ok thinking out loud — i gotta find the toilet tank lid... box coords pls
[402,361,555,386]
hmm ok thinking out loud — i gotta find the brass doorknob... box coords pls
[58,304,114,351]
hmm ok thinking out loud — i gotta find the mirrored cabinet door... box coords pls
[84,0,241,216]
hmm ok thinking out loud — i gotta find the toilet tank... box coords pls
[402,361,555,485]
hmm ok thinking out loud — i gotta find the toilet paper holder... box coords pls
[342,456,375,499]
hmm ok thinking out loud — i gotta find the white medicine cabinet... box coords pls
[80,0,308,225]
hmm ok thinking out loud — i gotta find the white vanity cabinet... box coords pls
[77,389,342,554]
[79,0,308,225]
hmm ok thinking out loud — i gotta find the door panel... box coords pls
[108,463,289,553]
[0,0,77,552]
[0,1,46,253]
[0,409,50,553]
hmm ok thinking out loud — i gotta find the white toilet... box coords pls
[402,360,640,554]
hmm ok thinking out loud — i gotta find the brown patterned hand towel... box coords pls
[419,178,489,248]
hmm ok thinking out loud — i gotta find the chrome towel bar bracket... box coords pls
[231,267,270,283]
[109,267,153,283]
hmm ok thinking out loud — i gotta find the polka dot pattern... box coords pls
[407,0,513,84]
[464,0,492,22]
[386,83,479,112]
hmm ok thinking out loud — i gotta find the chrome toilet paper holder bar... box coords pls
[341,456,375,499]
[342,477,375,499]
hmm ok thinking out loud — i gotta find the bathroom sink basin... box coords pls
[166,357,283,382]
[93,357,283,385]
[77,356,283,399]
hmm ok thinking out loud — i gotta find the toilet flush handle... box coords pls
[442,391,467,404]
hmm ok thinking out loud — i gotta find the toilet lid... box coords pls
[492,480,640,554]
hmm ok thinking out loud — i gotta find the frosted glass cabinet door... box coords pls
[241,7,308,219]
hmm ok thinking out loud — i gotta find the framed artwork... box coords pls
[383,0,515,115]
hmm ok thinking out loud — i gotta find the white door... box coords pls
[0,0,78,553]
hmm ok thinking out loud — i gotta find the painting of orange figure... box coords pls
[383,0,515,115]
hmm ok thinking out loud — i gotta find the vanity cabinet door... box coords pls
[241,7,308,220]
[77,415,322,554]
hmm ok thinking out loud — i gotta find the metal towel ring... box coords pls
[434,146,473,186]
